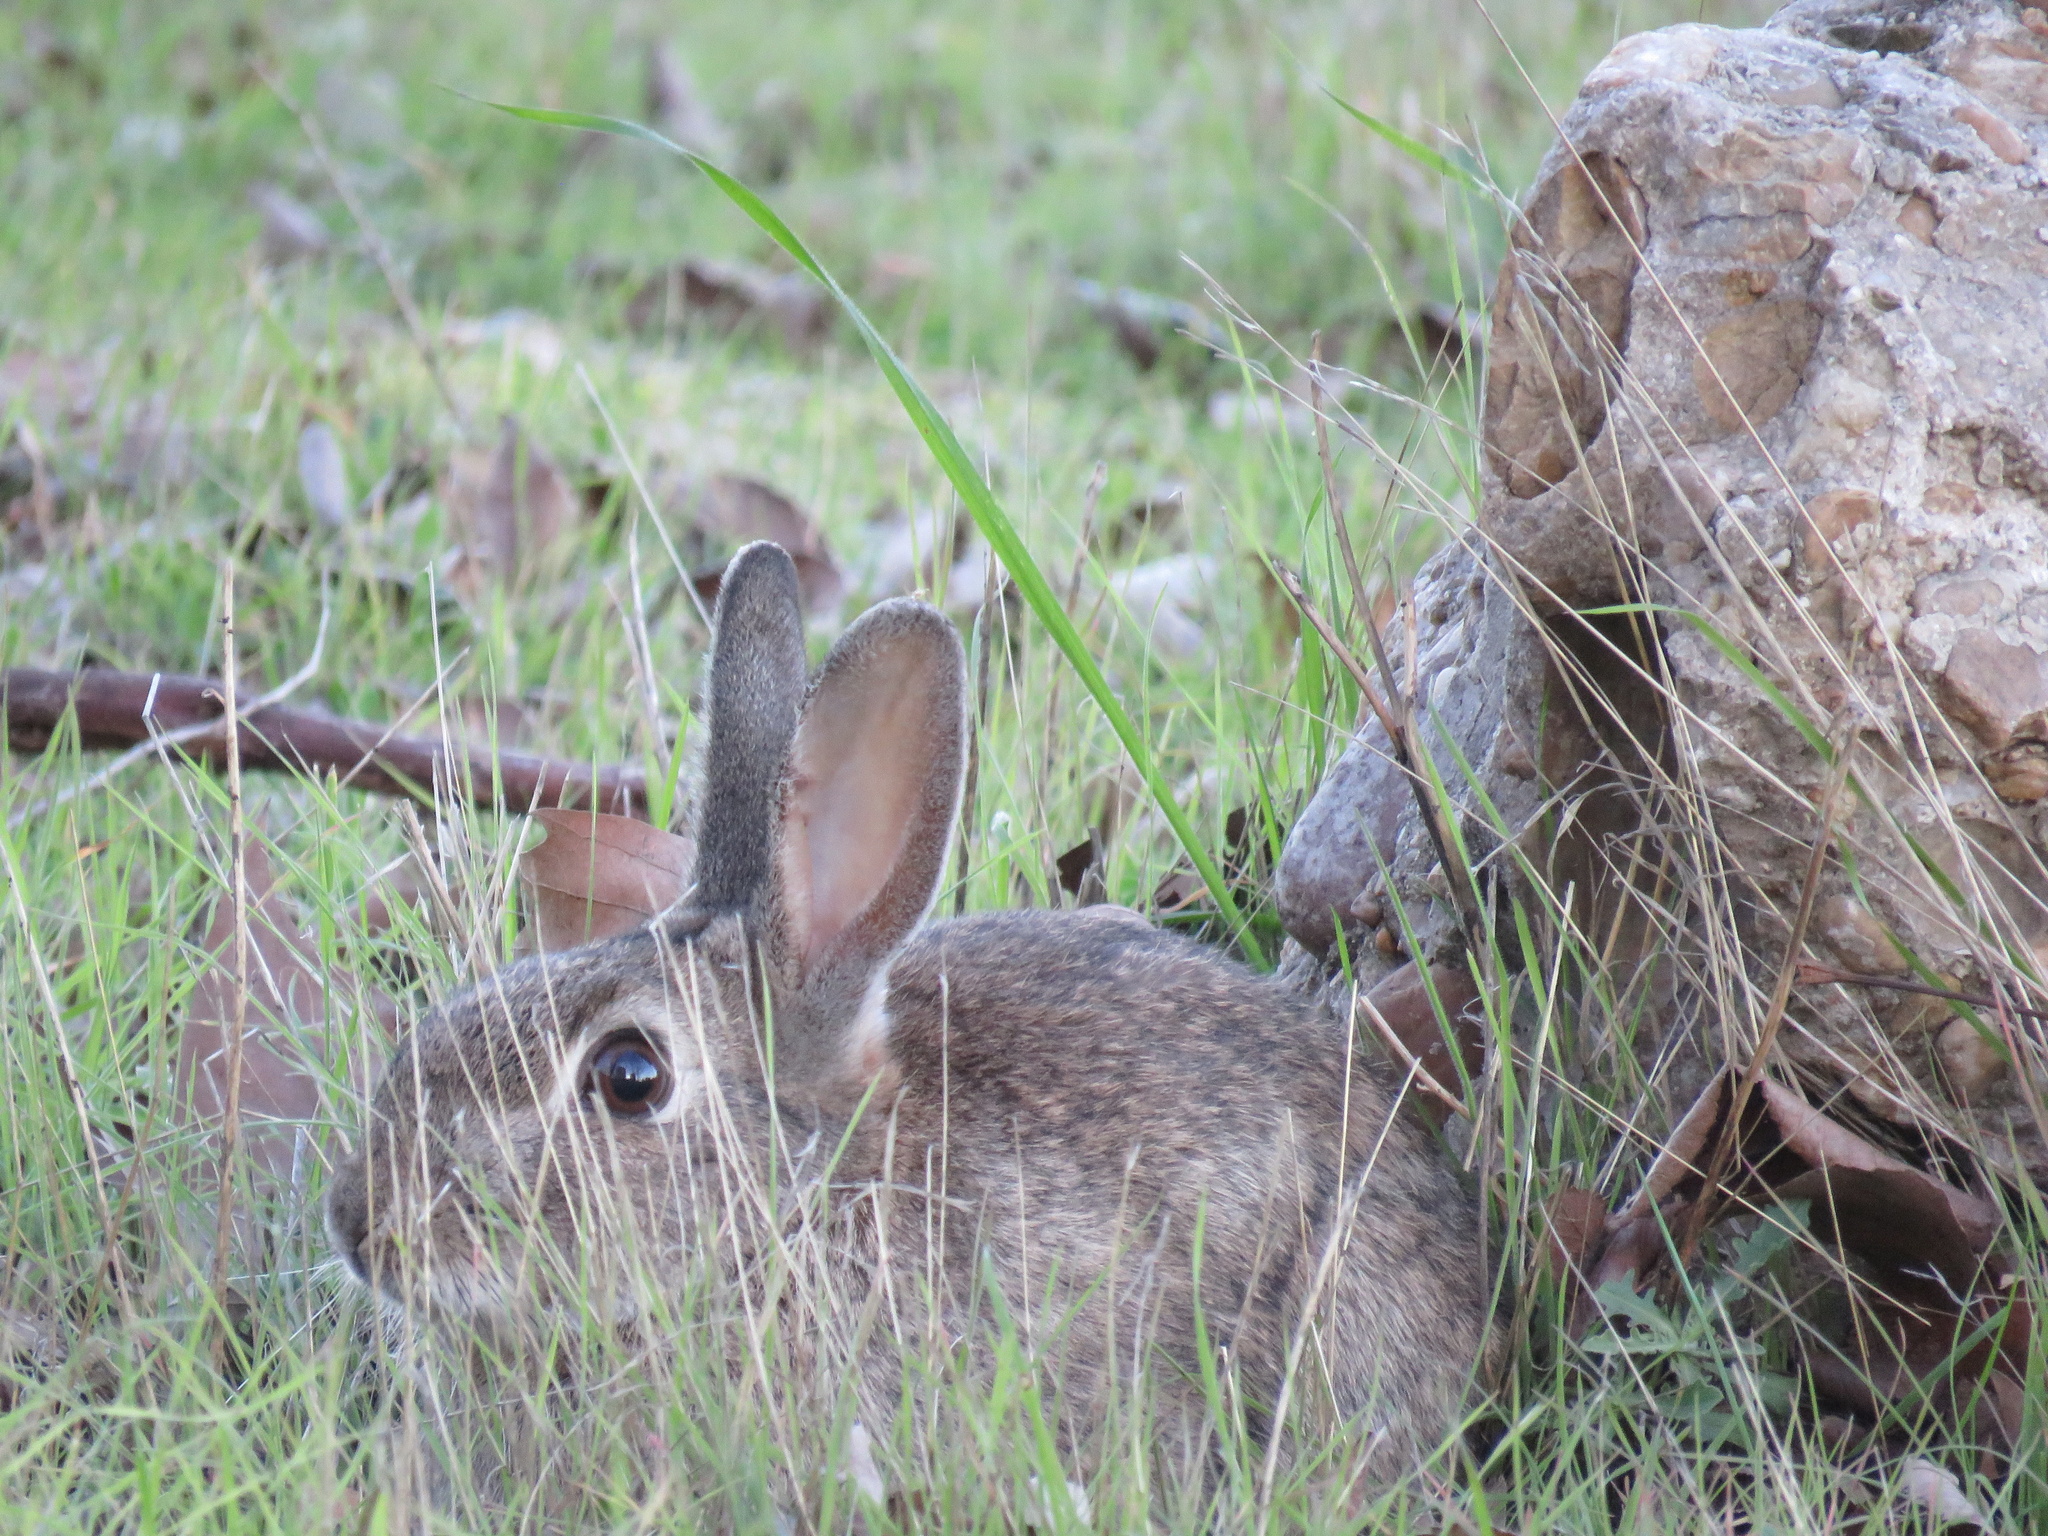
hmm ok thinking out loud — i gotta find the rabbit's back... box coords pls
[874,908,1492,1458]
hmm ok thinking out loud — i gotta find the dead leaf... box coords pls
[443,416,577,588]
[1783,1165,2029,1450]
[1070,279,1228,374]
[646,41,732,160]
[1054,834,1105,905]
[520,810,694,953]
[1895,1458,1993,1534]
[178,841,395,1192]
[1413,302,1471,370]
[1613,1070,2000,1247]
[625,257,830,352]
[674,473,843,614]
[1100,483,1186,556]
[1587,1067,2027,1446]
[296,421,349,527]
[248,181,329,264]
[1145,803,1280,927]
[1540,1185,1609,1286]
[858,500,974,602]
[1149,869,1208,915]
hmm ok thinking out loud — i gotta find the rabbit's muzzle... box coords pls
[325,1103,560,1322]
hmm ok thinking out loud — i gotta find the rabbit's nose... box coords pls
[325,1164,372,1284]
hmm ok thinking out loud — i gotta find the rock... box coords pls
[1939,628,2048,746]
[1983,738,2048,802]
[1936,1015,2007,1103]
[1279,0,2048,1169]
[1801,486,1880,575]
[1814,893,1908,973]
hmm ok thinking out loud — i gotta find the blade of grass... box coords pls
[1321,91,1488,195]
[481,100,1262,964]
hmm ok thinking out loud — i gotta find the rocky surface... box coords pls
[1279,0,2048,1171]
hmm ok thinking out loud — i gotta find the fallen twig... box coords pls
[1796,959,2048,1027]
[3,668,648,818]
[6,599,331,829]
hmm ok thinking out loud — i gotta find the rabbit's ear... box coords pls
[691,542,808,911]
[765,599,965,1005]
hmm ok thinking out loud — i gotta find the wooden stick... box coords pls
[3,668,648,818]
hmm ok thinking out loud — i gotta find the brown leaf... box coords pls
[1149,869,1207,915]
[520,810,694,953]
[1540,1185,1609,1285]
[676,473,843,615]
[1054,834,1103,904]
[1614,1070,2000,1246]
[1593,1067,2027,1443]
[625,257,830,352]
[1414,302,1471,370]
[177,841,394,1188]
[1782,1165,2029,1448]
[248,181,330,264]
[443,416,576,588]
[1099,483,1186,556]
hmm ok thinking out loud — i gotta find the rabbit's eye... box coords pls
[588,1033,673,1116]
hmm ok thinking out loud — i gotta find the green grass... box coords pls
[12,0,2042,1532]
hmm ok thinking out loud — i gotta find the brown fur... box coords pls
[325,575,1496,1485]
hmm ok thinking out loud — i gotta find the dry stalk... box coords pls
[1308,333,1371,636]
[578,364,714,635]
[206,562,252,1343]
[1352,989,1472,1123]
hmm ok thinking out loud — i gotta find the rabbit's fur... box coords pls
[327,541,1496,1484]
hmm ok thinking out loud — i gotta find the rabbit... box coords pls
[325,539,1498,1489]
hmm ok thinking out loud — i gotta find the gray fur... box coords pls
[326,594,1497,1486]
[691,540,807,911]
